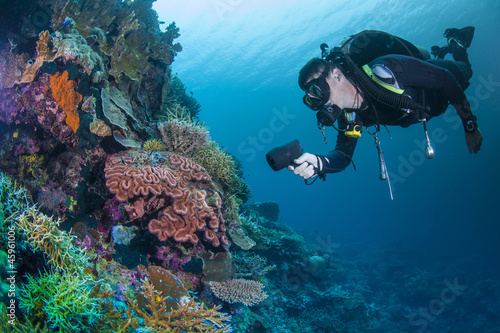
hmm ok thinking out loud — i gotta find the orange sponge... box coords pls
[50,71,82,133]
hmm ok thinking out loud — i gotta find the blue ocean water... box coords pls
[155,0,500,258]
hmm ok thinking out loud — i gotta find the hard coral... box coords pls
[19,270,102,332]
[114,278,231,332]
[15,206,90,274]
[158,118,210,155]
[189,142,236,188]
[143,138,167,152]
[208,278,268,307]
[104,151,228,248]
[50,71,82,133]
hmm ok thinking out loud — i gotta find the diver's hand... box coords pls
[287,153,323,180]
[465,128,482,154]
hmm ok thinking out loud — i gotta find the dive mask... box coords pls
[303,75,330,110]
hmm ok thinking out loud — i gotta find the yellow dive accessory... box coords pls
[343,110,362,138]
[345,123,362,138]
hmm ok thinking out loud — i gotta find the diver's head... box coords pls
[299,58,344,111]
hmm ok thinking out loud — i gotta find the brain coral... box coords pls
[104,151,227,247]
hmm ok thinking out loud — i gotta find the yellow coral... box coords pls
[19,154,45,182]
[188,142,235,187]
[123,278,231,332]
[15,206,90,274]
[36,30,51,60]
[50,71,82,133]
[143,139,167,151]
[89,118,112,137]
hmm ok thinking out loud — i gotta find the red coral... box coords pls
[104,151,227,247]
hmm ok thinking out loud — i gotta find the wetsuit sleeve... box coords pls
[321,131,358,173]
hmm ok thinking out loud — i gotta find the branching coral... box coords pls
[143,138,167,152]
[0,171,31,227]
[165,75,201,120]
[0,303,52,333]
[50,71,82,133]
[14,206,91,274]
[158,119,210,155]
[98,277,231,332]
[208,278,268,307]
[104,150,228,247]
[188,142,236,189]
[19,270,102,332]
[232,253,276,278]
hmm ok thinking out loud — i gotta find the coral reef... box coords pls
[49,70,82,133]
[118,278,231,332]
[0,303,52,333]
[104,150,228,248]
[14,206,91,274]
[147,265,189,310]
[0,171,31,229]
[165,75,202,121]
[189,142,237,189]
[143,138,167,152]
[19,269,102,332]
[158,118,210,155]
[208,278,268,307]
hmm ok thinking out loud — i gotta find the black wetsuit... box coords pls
[322,54,472,173]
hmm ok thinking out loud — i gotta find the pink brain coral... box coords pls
[104,151,227,247]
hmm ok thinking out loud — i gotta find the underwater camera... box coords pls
[266,139,303,171]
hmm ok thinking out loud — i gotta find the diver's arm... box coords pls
[288,131,357,179]
[321,131,358,173]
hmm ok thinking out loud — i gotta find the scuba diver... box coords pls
[288,27,482,182]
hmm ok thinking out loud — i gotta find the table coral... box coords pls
[208,278,268,307]
[104,151,228,248]
[50,71,82,133]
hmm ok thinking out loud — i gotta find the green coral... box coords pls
[188,142,252,225]
[0,251,11,303]
[19,270,102,332]
[0,171,30,248]
[188,142,236,189]
[0,303,52,333]
[239,209,304,254]
[165,75,201,120]
[51,28,107,82]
